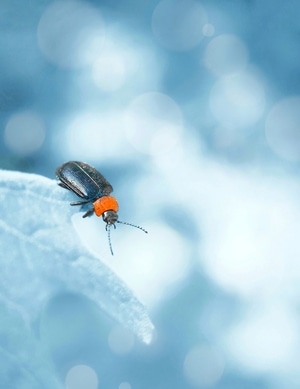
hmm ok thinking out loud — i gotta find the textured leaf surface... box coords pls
[0,169,154,388]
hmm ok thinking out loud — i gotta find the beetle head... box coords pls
[102,210,118,225]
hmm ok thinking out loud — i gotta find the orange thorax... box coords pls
[93,196,119,217]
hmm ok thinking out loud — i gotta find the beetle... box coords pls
[56,161,147,255]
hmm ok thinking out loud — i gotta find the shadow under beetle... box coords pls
[56,161,147,255]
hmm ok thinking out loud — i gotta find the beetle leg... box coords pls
[58,182,70,190]
[82,208,94,218]
[70,200,90,206]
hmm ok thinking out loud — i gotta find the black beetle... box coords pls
[56,161,147,255]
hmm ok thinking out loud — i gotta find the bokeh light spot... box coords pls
[119,382,131,389]
[65,365,98,389]
[108,325,135,355]
[92,51,127,92]
[209,72,265,129]
[200,170,300,299]
[152,0,207,51]
[4,110,46,156]
[124,92,183,156]
[183,345,224,387]
[37,0,104,68]
[203,34,248,75]
[265,96,300,161]
[59,111,132,162]
[202,23,215,37]
[90,34,149,92]
[113,222,190,307]
[226,305,298,373]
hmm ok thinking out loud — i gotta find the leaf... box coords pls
[0,169,154,388]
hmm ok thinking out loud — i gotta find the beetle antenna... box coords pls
[106,224,114,256]
[117,220,148,234]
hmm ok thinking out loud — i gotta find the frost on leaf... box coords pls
[0,169,154,388]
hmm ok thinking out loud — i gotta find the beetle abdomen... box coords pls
[56,161,113,200]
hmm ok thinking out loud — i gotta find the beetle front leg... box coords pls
[70,200,90,206]
[82,208,95,218]
[58,182,70,190]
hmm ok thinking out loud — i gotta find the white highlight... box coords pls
[202,24,215,37]
[209,72,265,129]
[65,365,98,389]
[119,383,131,389]
[183,345,224,387]
[265,96,300,161]
[37,0,104,68]
[4,110,46,156]
[92,51,127,92]
[60,111,131,162]
[203,34,248,75]
[113,222,190,307]
[57,94,182,161]
[226,304,298,373]
[200,168,300,299]
[124,92,183,156]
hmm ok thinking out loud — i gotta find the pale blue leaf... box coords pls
[0,169,154,388]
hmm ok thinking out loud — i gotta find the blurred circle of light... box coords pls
[119,383,131,389]
[61,111,132,162]
[4,111,46,156]
[108,325,135,355]
[209,72,265,129]
[202,24,215,37]
[152,0,207,51]
[203,34,248,76]
[65,365,98,389]
[200,169,300,298]
[76,33,163,98]
[37,0,104,68]
[113,222,190,307]
[265,96,300,161]
[92,51,127,92]
[226,305,298,373]
[124,92,183,157]
[183,345,224,387]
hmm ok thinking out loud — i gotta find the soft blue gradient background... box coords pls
[1,1,300,388]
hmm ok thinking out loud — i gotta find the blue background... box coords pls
[1,0,300,388]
